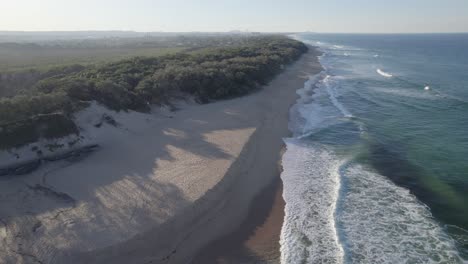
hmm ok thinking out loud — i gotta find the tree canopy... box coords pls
[0,35,308,149]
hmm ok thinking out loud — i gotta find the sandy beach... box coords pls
[192,178,286,263]
[0,47,321,264]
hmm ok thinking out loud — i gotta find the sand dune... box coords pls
[0,48,321,264]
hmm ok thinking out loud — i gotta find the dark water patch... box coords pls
[364,140,468,254]
[301,32,468,260]
[304,121,362,146]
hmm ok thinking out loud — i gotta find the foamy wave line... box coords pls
[286,34,466,263]
[338,164,465,263]
[323,75,353,118]
[280,140,345,264]
[377,68,393,77]
[291,72,351,137]
[289,51,354,137]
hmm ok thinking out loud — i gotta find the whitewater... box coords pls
[280,35,466,263]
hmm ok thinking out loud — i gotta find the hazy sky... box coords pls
[2,0,468,33]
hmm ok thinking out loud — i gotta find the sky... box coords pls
[1,0,468,33]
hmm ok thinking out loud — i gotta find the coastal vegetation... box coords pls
[0,35,307,149]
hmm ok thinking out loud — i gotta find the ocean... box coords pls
[281,33,468,263]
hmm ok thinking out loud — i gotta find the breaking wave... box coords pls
[338,164,463,263]
[280,140,344,263]
[280,41,465,263]
[377,68,393,77]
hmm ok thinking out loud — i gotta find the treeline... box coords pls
[1,36,307,124]
[0,64,86,97]
[0,36,307,149]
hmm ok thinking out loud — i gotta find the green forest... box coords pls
[0,35,307,149]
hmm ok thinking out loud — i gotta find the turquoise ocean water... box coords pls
[280,34,468,263]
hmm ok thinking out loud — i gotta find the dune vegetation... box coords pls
[0,35,307,149]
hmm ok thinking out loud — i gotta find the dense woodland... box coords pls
[0,35,307,149]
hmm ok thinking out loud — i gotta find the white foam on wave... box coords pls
[288,73,326,136]
[377,68,393,78]
[323,75,353,118]
[280,140,345,264]
[338,164,464,263]
[289,71,352,138]
[280,58,349,262]
[281,36,466,263]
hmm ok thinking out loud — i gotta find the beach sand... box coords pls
[192,177,286,263]
[0,47,321,264]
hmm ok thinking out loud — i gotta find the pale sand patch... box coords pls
[0,48,321,264]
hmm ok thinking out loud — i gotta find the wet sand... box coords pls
[191,48,322,264]
[192,172,285,263]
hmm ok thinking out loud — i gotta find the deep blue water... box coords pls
[280,34,468,263]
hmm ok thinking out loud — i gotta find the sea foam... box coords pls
[338,164,463,263]
[377,68,393,77]
[280,39,465,263]
[280,140,344,264]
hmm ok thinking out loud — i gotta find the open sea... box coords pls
[280,33,468,263]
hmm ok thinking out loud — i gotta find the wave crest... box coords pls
[338,164,463,263]
[377,69,393,77]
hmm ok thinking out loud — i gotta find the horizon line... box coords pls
[1,30,468,35]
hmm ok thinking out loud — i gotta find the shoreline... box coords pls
[78,48,323,264]
[192,167,285,263]
[0,46,322,264]
[191,48,323,263]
